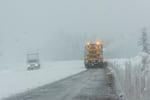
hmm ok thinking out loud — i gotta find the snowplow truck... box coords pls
[84,41,106,68]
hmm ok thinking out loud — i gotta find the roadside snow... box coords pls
[109,52,150,100]
[0,60,86,100]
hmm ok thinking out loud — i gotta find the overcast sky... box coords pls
[0,0,150,68]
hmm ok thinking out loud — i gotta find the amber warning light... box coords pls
[96,41,101,45]
[86,42,90,45]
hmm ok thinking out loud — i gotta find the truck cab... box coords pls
[27,53,40,70]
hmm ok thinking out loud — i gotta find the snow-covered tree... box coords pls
[139,28,150,54]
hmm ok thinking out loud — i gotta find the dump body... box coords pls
[84,41,104,68]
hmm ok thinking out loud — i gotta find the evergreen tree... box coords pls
[139,28,150,54]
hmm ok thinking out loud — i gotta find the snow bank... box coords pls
[0,60,86,100]
[109,52,150,100]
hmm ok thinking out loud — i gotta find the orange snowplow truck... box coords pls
[84,41,106,68]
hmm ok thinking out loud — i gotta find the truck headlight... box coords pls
[35,64,38,66]
[27,65,31,67]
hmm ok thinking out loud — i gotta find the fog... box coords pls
[0,0,150,69]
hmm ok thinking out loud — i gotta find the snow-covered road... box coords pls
[3,68,117,100]
[0,61,86,100]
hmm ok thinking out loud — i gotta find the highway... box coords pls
[3,68,118,100]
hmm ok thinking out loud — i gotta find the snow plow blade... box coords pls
[85,61,108,68]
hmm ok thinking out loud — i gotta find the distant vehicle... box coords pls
[84,41,107,68]
[27,53,40,70]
